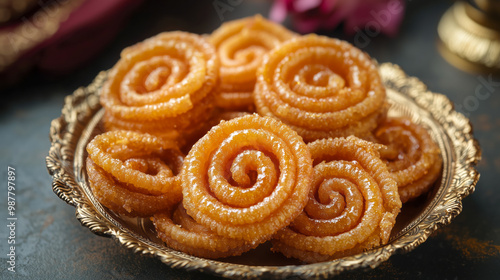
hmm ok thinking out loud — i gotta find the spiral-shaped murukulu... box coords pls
[86,131,184,216]
[209,15,296,111]
[373,117,442,203]
[272,136,401,263]
[255,34,387,142]
[152,203,260,259]
[181,114,313,242]
[100,31,218,140]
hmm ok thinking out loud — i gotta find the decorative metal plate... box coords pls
[46,63,481,279]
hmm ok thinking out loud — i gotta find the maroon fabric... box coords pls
[1,0,143,83]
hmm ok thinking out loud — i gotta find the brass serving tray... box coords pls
[46,63,481,279]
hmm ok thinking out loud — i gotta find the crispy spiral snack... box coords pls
[255,34,387,142]
[209,15,295,111]
[152,203,260,259]
[272,136,401,263]
[373,117,442,203]
[182,114,313,242]
[100,31,219,140]
[86,130,184,216]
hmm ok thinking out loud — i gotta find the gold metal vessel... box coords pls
[46,63,480,279]
[438,1,500,73]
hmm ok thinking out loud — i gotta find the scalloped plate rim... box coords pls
[46,62,481,279]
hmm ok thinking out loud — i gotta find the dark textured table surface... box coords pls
[1,0,499,279]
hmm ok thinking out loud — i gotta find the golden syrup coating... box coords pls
[102,92,216,150]
[214,81,257,111]
[212,110,251,123]
[86,130,183,196]
[181,114,313,242]
[272,136,401,263]
[85,131,184,216]
[209,15,296,111]
[152,203,260,259]
[254,34,387,142]
[86,157,182,217]
[374,117,442,203]
[100,31,218,130]
[82,21,445,262]
[102,112,182,144]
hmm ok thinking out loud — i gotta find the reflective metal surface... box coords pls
[46,63,480,279]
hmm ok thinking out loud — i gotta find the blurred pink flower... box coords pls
[269,0,405,36]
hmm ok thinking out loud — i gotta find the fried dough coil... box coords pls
[374,117,442,203]
[102,91,216,149]
[100,31,218,134]
[86,131,184,216]
[272,136,401,263]
[209,15,295,111]
[152,203,260,259]
[86,130,183,196]
[182,114,313,242]
[254,34,387,142]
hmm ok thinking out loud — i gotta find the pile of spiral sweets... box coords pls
[86,15,442,263]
